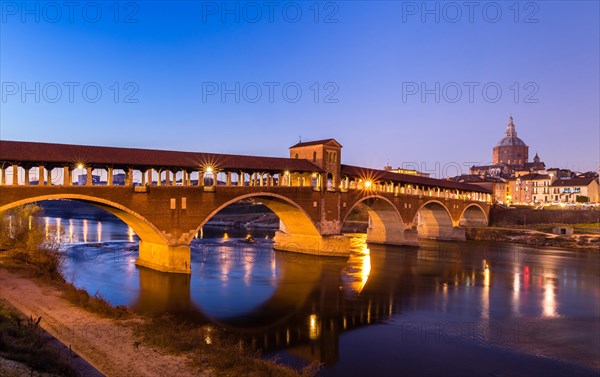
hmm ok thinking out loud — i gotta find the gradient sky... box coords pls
[1,1,598,177]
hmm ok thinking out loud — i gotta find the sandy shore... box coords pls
[0,268,205,377]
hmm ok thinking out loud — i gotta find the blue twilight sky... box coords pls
[1,1,598,176]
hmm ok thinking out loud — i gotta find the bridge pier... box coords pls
[366,227,419,247]
[273,231,351,257]
[136,241,191,274]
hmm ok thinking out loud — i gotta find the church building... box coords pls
[470,116,545,177]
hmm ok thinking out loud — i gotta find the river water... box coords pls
[42,213,600,377]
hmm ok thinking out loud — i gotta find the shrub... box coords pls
[0,204,65,279]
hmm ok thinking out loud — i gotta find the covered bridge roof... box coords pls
[341,165,491,193]
[0,140,322,173]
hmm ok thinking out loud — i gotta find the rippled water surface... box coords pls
[44,214,600,377]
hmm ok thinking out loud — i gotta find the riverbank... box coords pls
[0,267,201,377]
[0,262,310,377]
[466,226,600,250]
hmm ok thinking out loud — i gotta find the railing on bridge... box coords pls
[0,163,491,204]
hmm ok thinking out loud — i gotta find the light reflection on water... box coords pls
[50,216,600,376]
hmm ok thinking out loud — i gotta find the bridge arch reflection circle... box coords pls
[190,250,334,331]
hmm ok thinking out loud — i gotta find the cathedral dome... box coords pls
[496,116,526,147]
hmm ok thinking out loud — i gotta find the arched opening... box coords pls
[191,193,320,244]
[459,204,488,227]
[0,195,166,245]
[414,201,465,241]
[326,173,334,191]
[343,196,417,246]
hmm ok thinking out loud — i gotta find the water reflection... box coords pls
[543,278,557,318]
[54,217,600,375]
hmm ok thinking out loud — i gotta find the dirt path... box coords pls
[0,268,204,377]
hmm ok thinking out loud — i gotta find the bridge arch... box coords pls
[189,192,321,244]
[413,200,464,241]
[458,203,488,227]
[0,194,169,245]
[343,195,417,246]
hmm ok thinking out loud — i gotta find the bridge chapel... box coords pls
[289,139,342,191]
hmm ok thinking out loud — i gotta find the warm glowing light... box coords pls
[97,221,103,243]
[364,180,372,188]
[360,247,372,292]
[55,218,61,240]
[343,237,372,294]
[483,267,490,287]
[309,314,320,340]
[512,270,521,316]
[543,279,557,317]
[513,272,520,292]
[284,170,290,175]
[223,232,229,239]
[128,226,134,242]
[77,163,84,169]
[204,326,213,344]
[83,219,88,243]
[481,268,490,320]
[205,166,213,173]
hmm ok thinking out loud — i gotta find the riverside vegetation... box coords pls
[0,205,318,377]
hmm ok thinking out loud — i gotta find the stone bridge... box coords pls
[0,139,491,274]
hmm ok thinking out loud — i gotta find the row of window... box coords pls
[294,150,339,163]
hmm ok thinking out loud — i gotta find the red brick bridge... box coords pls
[0,139,491,274]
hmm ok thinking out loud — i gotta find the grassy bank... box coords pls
[134,316,319,377]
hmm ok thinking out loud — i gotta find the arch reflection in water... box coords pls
[134,266,202,318]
